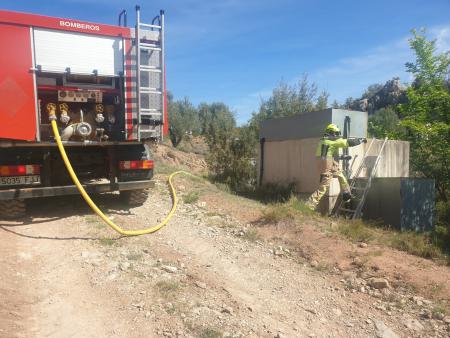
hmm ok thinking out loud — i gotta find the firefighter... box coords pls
[306,123,366,210]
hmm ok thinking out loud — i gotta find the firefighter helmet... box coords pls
[325,123,340,135]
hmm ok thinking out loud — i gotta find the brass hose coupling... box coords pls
[59,103,70,124]
[95,104,105,123]
[46,103,57,121]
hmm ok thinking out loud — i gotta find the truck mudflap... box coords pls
[0,180,154,200]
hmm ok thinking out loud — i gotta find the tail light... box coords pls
[0,165,41,176]
[119,160,154,170]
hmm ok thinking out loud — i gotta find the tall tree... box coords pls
[198,102,236,144]
[247,73,329,144]
[368,107,399,138]
[168,95,199,147]
[316,90,330,110]
[397,29,450,201]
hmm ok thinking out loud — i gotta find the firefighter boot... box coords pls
[342,191,352,203]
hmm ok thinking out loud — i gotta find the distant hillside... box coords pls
[342,78,407,114]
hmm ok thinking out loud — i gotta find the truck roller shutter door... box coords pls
[34,29,123,76]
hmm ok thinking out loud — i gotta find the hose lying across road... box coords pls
[51,120,186,236]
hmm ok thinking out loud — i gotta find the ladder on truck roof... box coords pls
[335,137,388,219]
[135,6,165,141]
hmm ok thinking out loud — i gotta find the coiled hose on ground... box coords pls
[51,120,186,236]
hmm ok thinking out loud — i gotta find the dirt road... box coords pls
[1,174,449,337]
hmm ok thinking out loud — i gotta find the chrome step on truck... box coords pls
[0,6,167,218]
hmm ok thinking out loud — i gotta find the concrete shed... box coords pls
[259,109,410,194]
[258,109,425,222]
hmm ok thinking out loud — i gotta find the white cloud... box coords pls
[233,25,450,123]
[432,26,450,52]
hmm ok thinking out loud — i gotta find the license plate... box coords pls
[0,175,41,186]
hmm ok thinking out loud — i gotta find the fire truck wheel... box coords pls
[120,189,149,206]
[0,199,26,219]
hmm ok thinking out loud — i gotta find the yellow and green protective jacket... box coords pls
[315,137,364,171]
[316,137,349,159]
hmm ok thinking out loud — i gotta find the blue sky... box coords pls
[2,0,450,124]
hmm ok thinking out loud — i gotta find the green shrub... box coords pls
[436,200,450,228]
[387,231,442,259]
[183,191,199,204]
[288,195,315,215]
[245,182,296,203]
[206,126,256,192]
[98,238,116,246]
[155,280,180,296]
[337,220,374,243]
[261,203,295,224]
[198,327,223,338]
[242,228,261,242]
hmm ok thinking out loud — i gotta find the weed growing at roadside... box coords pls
[98,238,116,246]
[289,197,315,215]
[214,182,232,194]
[198,327,223,338]
[314,262,332,272]
[183,191,199,204]
[336,219,448,262]
[85,215,104,228]
[429,282,445,295]
[126,253,143,261]
[367,250,383,257]
[337,220,374,243]
[261,203,295,223]
[155,280,181,297]
[242,228,261,242]
[155,163,178,175]
[432,303,449,316]
[206,211,223,217]
[387,231,443,260]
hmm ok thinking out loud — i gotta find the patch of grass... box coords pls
[165,302,177,314]
[155,163,178,175]
[127,253,143,261]
[337,220,375,243]
[240,182,296,203]
[206,211,223,217]
[183,191,199,204]
[85,215,99,223]
[155,280,181,297]
[336,219,448,262]
[98,238,116,246]
[214,182,232,194]
[429,282,445,295]
[198,327,223,338]
[367,250,383,257]
[261,203,295,224]
[287,195,315,216]
[387,231,443,260]
[186,174,204,184]
[242,228,261,242]
[314,262,332,272]
[432,303,449,316]
[85,215,104,228]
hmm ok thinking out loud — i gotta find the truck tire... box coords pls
[121,189,149,206]
[0,199,26,219]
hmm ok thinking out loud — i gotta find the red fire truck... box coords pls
[0,7,167,218]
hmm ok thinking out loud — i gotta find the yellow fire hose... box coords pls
[51,120,187,236]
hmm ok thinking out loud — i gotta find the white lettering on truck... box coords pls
[59,20,100,31]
